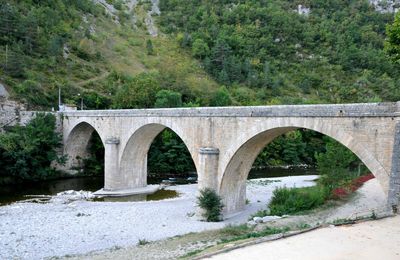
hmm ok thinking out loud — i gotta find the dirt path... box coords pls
[76,71,110,87]
[209,215,400,260]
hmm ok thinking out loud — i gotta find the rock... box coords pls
[247,220,257,226]
[0,83,9,98]
[262,216,281,222]
[253,217,263,223]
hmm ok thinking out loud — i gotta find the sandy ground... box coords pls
[209,215,400,260]
[0,176,319,260]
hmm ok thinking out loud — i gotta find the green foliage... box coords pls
[14,80,52,107]
[192,38,209,58]
[197,188,224,222]
[210,86,232,106]
[160,0,399,103]
[385,12,400,63]
[0,113,63,182]
[113,72,160,108]
[254,129,325,167]
[146,39,154,55]
[154,90,183,108]
[148,129,196,174]
[315,137,361,191]
[138,239,149,246]
[82,132,104,176]
[219,226,290,243]
[268,186,328,216]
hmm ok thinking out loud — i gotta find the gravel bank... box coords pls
[0,176,318,259]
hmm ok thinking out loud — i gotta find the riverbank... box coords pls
[0,176,388,259]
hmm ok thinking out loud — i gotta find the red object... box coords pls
[331,173,374,199]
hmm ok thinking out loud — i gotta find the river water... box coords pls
[0,166,316,205]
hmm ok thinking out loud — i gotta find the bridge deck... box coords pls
[60,102,400,117]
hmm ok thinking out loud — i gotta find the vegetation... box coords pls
[385,12,400,63]
[0,1,220,110]
[219,226,290,243]
[0,113,63,184]
[148,129,196,175]
[268,186,328,216]
[160,0,400,103]
[315,137,365,192]
[197,188,224,222]
[0,1,396,183]
[261,137,369,216]
[81,132,104,176]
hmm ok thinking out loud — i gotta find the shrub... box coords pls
[0,113,64,182]
[197,188,224,222]
[154,90,182,108]
[268,186,328,216]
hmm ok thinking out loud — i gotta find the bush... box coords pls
[268,186,328,216]
[0,113,63,182]
[154,90,182,108]
[197,188,224,222]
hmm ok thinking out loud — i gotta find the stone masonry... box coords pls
[60,102,400,216]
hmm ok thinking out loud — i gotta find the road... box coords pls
[209,215,400,260]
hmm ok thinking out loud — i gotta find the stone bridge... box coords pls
[60,102,400,216]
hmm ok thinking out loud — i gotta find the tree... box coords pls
[210,86,232,106]
[192,38,209,58]
[146,39,154,55]
[113,72,160,108]
[154,90,183,108]
[0,113,63,182]
[385,12,400,63]
[315,137,360,191]
[148,129,195,174]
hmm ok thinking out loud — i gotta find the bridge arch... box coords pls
[219,119,389,215]
[63,121,105,171]
[118,123,198,189]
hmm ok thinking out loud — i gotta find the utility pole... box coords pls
[5,44,8,69]
[78,93,83,110]
[58,87,62,111]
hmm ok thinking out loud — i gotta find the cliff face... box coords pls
[370,0,400,13]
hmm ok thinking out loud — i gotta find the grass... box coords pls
[219,226,290,244]
[180,224,291,258]
[250,209,270,219]
[268,186,328,216]
[138,239,149,246]
[5,1,220,109]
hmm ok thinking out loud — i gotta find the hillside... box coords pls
[160,0,400,104]
[0,0,399,110]
[0,0,219,109]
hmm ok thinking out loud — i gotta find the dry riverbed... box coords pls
[0,176,389,259]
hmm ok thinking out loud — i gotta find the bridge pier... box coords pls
[388,123,400,213]
[196,147,220,218]
[103,137,121,191]
[96,136,159,196]
[197,147,220,191]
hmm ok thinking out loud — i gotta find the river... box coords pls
[0,166,316,205]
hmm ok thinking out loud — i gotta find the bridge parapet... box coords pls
[60,102,400,118]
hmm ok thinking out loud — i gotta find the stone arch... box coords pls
[118,123,198,189]
[219,121,389,215]
[64,121,104,171]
